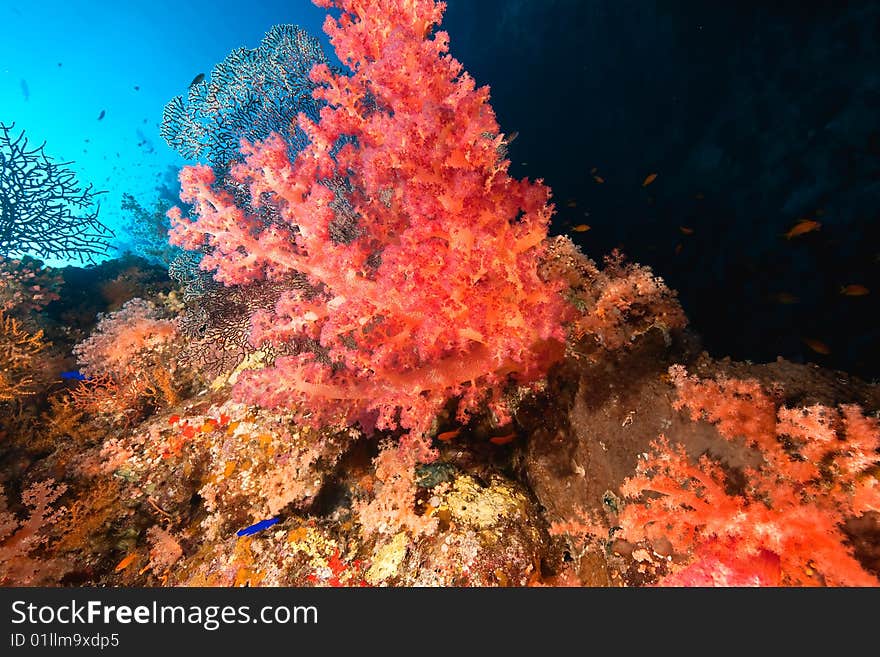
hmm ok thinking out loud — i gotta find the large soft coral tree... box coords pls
[168,0,569,448]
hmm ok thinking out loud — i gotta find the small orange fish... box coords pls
[566,199,577,208]
[115,554,137,572]
[803,338,831,355]
[679,226,694,235]
[840,284,869,296]
[590,167,598,174]
[593,175,605,184]
[642,173,658,187]
[436,428,461,442]
[571,224,591,233]
[674,243,683,256]
[774,292,799,304]
[489,433,516,445]
[784,219,821,239]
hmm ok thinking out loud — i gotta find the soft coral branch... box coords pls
[0,480,69,585]
[616,368,880,586]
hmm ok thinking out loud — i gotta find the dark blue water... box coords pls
[443,0,880,381]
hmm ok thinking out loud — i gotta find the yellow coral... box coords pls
[0,310,48,402]
[443,474,532,530]
[365,532,409,584]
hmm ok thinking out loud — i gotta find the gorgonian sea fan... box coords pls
[161,24,329,172]
[0,123,111,263]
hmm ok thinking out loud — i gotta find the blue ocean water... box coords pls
[0,0,328,267]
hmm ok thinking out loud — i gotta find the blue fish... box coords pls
[60,370,87,381]
[236,517,280,537]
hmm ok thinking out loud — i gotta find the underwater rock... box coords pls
[518,333,880,586]
[369,472,549,587]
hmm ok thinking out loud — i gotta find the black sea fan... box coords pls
[0,122,112,263]
[160,24,329,172]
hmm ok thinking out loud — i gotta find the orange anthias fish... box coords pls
[784,219,821,239]
[571,224,591,233]
[774,292,799,305]
[840,284,869,296]
[803,338,831,355]
[114,554,137,572]
[642,173,658,187]
[679,226,694,235]
[489,433,516,445]
[436,428,461,442]
[593,175,605,184]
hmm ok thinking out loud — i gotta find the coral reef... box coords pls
[0,0,876,590]
[609,367,879,586]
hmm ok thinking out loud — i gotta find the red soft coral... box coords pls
[617,368,880,587]
[169,0,570,443]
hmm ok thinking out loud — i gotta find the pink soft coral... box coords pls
[169,0,569,445]
[0,480,69,585]
[618,368,880,586]
[71,298,184,420]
